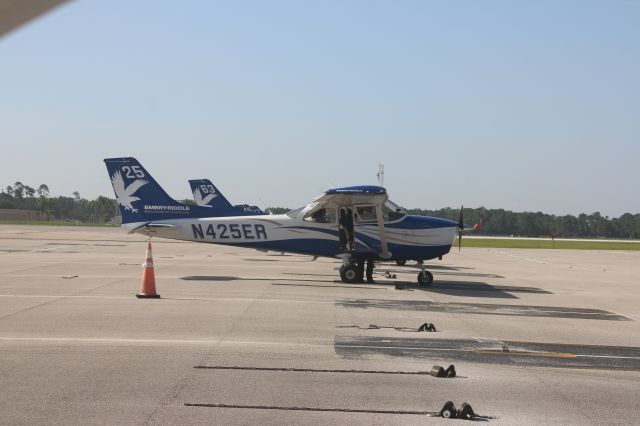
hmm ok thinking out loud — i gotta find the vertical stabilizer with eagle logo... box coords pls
[104,157,189,224]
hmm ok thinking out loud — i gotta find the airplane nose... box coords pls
[418,216,458,229]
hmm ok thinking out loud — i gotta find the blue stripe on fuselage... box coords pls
[194,237,451,261]
[383,215,457,230]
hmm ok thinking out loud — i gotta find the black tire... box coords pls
[417,270,434,286]
[439,401,457,419]
[340,264,358,284]
[395,260,406,266]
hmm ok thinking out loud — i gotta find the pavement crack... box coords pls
[184,402,437,415]
[0,278,127,321]
[193,365,435,375]
[336,324,433,333]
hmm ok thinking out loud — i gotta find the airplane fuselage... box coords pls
[104,158,461,284]
[125,213,457,261]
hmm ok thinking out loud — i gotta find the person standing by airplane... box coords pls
[339,208,348,250]
[356,258,365,283]
[339,208,355,250]
[365,254,375,284]
[346,208,354,249]
[353,255,374,283]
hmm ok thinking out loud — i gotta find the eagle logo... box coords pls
[111,170,148,212]
[193,187,218,207]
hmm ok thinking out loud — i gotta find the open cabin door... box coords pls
[342,203,391,259]
[310,186,390,259]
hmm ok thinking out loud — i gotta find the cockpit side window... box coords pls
[303,208,337,223]
[354,206,377,223]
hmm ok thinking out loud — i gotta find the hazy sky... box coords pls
[1,1,638,217]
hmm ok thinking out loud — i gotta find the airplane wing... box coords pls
[0,0,71,38]
[312,186,391,259]
[312,185,388,206]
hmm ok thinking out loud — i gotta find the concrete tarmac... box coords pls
[1,225,639,425]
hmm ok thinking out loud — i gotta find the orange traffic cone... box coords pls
[136,242,160,298]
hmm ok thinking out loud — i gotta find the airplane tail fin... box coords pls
[104,157,192,224]
[188,179,233,209]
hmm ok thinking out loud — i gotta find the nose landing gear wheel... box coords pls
[395,260,406,266]
[417,270,433,286]
[340,264,358,283]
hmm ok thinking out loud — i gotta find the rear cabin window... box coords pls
[354,206,377,223]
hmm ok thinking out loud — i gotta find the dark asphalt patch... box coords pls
[336,299,629,321]
[335,336,640,370]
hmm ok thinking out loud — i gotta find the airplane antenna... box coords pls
[377,163,384,187]
[258,198,272,215]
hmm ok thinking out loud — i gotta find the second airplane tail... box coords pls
[188,179,233,209]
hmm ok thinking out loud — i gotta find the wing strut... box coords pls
[375,203,391,259]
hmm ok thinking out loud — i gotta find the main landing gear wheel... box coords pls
[395,260,406,266]
[417,270,434,286]
[340,264,358,284]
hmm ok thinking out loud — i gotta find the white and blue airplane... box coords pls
[105,157,468,286]
[188,178,263,214]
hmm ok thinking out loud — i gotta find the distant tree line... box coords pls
[2,182,638,238]
[1,182,117,224]
[265,207,289,214]
[406,207,640,239]
[262,205,639,239]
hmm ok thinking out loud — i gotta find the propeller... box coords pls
[458,205,464,251]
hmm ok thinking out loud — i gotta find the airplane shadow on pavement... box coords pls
[179,275,385,290]
[180,276,352,285]
[179,275,550,299]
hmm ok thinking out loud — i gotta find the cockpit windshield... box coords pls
[382,200,407,222]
